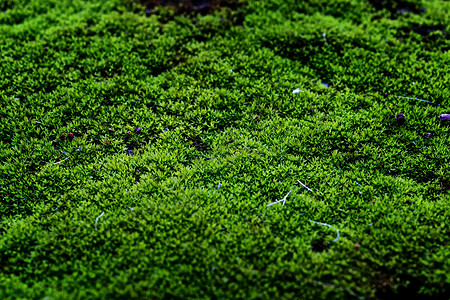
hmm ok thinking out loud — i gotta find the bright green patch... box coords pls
[0,0,449,298]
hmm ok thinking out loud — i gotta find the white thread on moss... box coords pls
[310,220,340,242]
[393,95,440,106]
[95,212,105,232]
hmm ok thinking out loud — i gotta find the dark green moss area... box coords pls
[0,0,449,298]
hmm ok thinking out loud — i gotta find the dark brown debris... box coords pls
[141,0,242,16]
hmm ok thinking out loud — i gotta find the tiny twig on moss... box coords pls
[266,190,292,207]
[297,180,315,194]
[386,103,396,115]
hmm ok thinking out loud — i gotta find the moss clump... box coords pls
[0,0,449,298]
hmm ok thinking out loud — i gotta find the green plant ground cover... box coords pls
[0,0,449,298]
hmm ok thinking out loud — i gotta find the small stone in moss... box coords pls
[440,114,450,122]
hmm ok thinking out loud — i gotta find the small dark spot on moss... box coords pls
[395,113,405,125]
[311,239,329,252]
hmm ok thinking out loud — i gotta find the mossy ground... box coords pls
[0,0,449,299]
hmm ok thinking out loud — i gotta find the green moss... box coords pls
[0,0,449,298]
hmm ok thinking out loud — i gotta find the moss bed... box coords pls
[0,0,449,298]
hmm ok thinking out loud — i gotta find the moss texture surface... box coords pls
[0,0,449,298]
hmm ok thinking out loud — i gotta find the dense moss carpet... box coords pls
[0,0,449,298]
